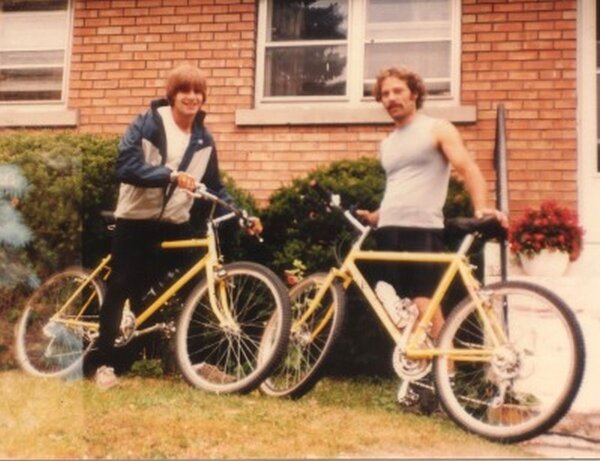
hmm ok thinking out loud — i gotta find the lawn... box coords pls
[0,370,535,459]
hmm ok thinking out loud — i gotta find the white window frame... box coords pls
[237,0,473,126]
[0,0,77,127]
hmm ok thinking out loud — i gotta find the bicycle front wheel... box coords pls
[260,273,346,399]
[175,262,291,394]
[15,267,104,379]
[434,281,585,443]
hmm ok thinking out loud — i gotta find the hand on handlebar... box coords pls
[355,209,379,228]
[244,216,263,236]
[474,208,509,229]
[172,172,196,192]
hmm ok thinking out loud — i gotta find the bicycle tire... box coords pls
[260,273,346,399]
[434,280,585,443]
[15,267,105,379]
[175,261,291,394]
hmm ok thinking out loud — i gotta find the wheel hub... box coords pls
[292,326,312,347]
[491,344,521,380]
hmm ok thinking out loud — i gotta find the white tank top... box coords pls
[378,114,450,229]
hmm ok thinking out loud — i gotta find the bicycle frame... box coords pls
[50,188,244,338]
[293,212,508,366]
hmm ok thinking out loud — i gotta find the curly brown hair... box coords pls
[372,66,426,109]
[165,64,207,105]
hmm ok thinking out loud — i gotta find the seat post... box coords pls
[456,233,476,256]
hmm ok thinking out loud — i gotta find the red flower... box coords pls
[508,200,584,262]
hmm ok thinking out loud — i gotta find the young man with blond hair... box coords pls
[92,64,261,389]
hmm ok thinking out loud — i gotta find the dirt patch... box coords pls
[551,412,600,441]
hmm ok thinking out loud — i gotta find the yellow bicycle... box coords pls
[261,182,585,443]
[15,184,291,394]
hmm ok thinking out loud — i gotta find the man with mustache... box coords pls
[357,66,507,344]
[91,64,262,390]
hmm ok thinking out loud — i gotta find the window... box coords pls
[0,0,72,104]
[255,0,460,109]
[363,0,454,99]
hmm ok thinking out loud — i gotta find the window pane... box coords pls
[0,4,68,103]
[0,12,67,49]
[1,1,67,12]
[269,0,348,41]
[0,50,64,67]
[363,0,453,100]
[366,20,450,41]
[264,45,346,96]
[0,68,63,101]
[363,79,449,98]
[367,0,449,23]
[364,41,450,79]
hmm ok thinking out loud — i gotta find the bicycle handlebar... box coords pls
[309,180,368,234]
[309,180,506,242]
[187,183,263,241]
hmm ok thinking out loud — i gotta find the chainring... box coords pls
[392,338,433,381]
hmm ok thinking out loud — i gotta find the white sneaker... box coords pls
[95,365,118,390]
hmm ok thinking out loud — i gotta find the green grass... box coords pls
[0,371,537,459]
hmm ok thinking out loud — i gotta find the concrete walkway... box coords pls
[484,245,600,457]
[525,282,600,458]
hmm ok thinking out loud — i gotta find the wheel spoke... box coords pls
[176,262,290,393]
[260,273,345,398]
[16,269,103,378]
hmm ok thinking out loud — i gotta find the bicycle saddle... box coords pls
[444,216,507,241]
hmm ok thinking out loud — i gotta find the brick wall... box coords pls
[70,0,577,211]
[461,0,577,212]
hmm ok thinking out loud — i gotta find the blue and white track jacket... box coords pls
[114,98,232,224]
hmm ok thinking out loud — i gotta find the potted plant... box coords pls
[508,200,584,276]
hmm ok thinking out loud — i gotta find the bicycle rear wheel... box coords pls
[15,267,104,379]
[175,261,291,394]
[260,273,346,399]
[434,281,585,443]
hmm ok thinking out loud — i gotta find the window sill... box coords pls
[0,108,78,128]
[236,105,476,126]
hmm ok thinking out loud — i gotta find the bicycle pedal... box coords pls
[398,387,421,407]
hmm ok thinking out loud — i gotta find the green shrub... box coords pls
[0,131,119,369]
[0,131,120,278]
[259,157,385,275]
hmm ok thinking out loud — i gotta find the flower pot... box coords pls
[518,249,570,276]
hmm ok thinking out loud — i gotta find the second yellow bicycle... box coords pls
[261,182,585,443]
